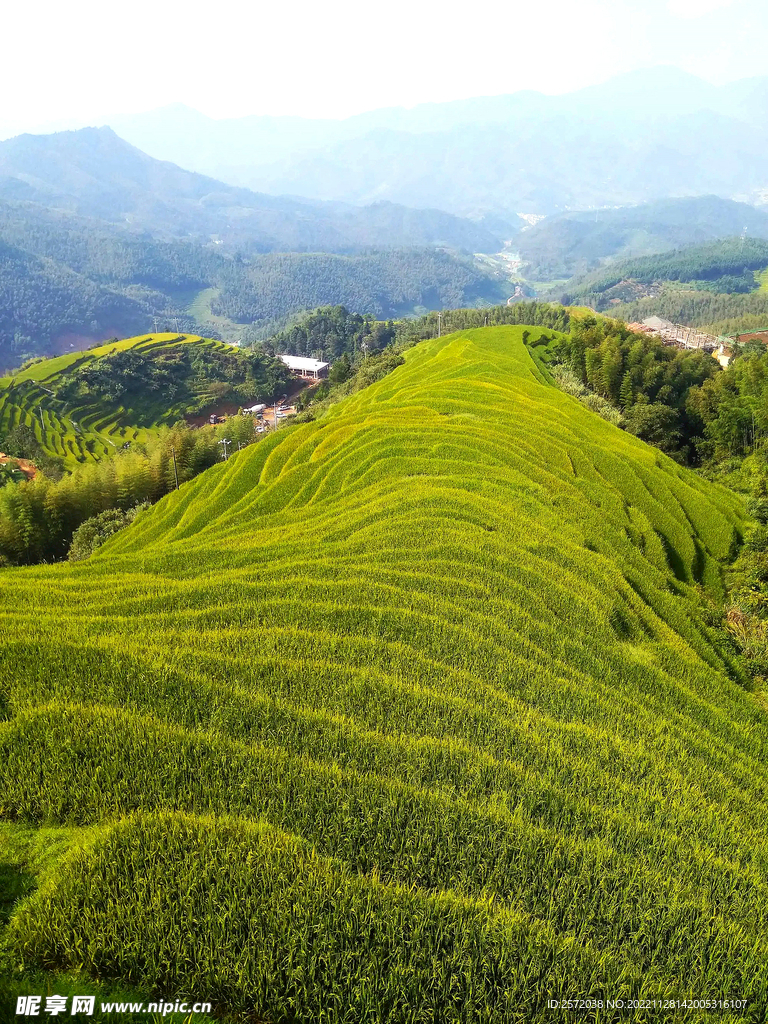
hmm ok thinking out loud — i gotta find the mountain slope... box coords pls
[518,196,768,280]
[212,250,510,326]
[110,69,768,216]
[2,326,766,1020]
[0,127,502,252]
[0,235,152,369]
[0,333,282,468]
[557,237,768,312]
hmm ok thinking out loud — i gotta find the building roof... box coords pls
[733,330,768,342]
[642,316,676,331]
[278,355,329,372]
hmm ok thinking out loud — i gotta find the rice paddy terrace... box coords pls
[0,334,236,468]
[1,325,767,1022]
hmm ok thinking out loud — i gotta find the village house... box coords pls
[278,355,329,380]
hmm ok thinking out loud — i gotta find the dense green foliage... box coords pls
[394,300,572,344]
[2,326,765,1021]
[53,338,289,416]
[0,462,26,487]
[66,504,150,562]
[0,203,221,294]
[213,250,510,328]
[610,288,768,335]
[258,304,396,361]
[0,237,151,368]
[685,342,768,462]
[258,301,571,368]
[0,190,508,367]
[537,315,719,461]
[0,333,291,469]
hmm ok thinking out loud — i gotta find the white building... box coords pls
[278,354,329,379]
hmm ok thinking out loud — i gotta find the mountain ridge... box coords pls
[105,68,768,217]
[0,127,503,252]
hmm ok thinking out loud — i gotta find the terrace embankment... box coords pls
[1,326,766,1022]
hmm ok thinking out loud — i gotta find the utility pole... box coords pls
[171,446,179,489]
[274,394,287,430]
[437,312,442,338]
[218,438,232,460]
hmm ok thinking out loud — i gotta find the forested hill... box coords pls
[213,250,509,330]
[2,326,767,1020]
[0,200,510,371]
[0,127,501,253]
[557,237,768,314]
[0,235,152,369]
[519,196,768,281]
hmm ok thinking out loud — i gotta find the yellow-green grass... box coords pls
[0,334,236,468]
[1,326,766,1022]
[755,267,768,293]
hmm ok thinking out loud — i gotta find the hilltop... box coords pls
[0,333,290,469]
[550,237,768,330]
[1,325,766,1020]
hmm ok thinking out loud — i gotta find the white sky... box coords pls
[0,0,761,137]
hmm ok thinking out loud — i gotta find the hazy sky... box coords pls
[0,0,761,138]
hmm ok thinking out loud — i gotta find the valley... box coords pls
[4,52,768,1023]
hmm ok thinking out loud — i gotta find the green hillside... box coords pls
[1,326,767,1021]
[0,333,284,469]
[520,196,768,281]
[557,237,768,311]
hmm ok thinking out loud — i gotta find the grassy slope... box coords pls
[1,326,766,1021]
[0,333,235,468]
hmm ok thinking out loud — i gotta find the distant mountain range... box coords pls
[0,127,503,253]
[6,94,768,370]
[517,197,768,280]
[107,68,768,218]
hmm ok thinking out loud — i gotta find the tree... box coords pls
[67,504,149,562]
[329,354,352,384]
[624,404,683,455]
[619,371,635,410]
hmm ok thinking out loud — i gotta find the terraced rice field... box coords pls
[1,326,766,1022]
[0,334,234,467]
